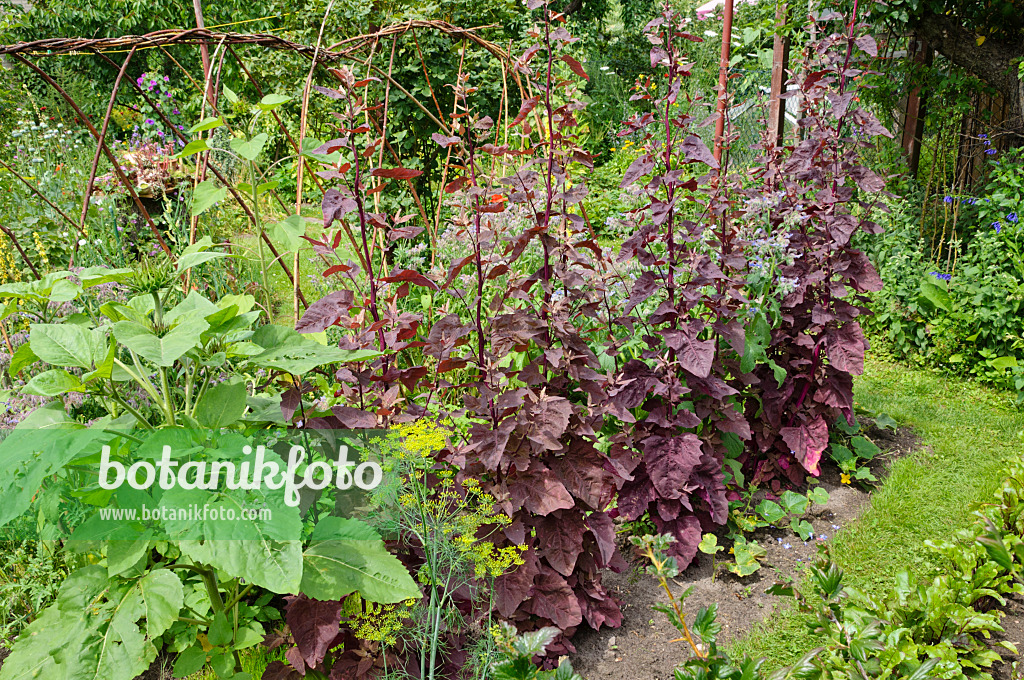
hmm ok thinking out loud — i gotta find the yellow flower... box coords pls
[841,473,851,485]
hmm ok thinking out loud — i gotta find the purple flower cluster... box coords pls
[929,271,952,281]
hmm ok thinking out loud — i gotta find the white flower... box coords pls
[78,239,87,246]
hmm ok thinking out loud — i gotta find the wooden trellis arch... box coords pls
[0,22,519,315]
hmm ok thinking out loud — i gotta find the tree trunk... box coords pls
[914,10,1024,139]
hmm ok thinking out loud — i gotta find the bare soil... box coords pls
[571,422,917,680]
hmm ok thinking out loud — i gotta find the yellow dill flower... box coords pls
[32,232,50,270]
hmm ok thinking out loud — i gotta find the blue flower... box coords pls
[1008,213,1018,223]
[783,543,791,549]
[994,222,1002,233]
[980,133,987,139]
[943,195,953,204]
[986,149,997,155]
[144,118,155,125]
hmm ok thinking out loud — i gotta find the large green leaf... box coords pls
[191,180,227,216]
[163,290,220,325]
[7,342,38,377]
[301,517,420,603]
[194,378,248,429]
[257,93,291,111]
[22,368,83,396]
[138,569,184,637]
[919,278,952,313]
[188,117,222,133]
[0,565,172,680]
[230,133,269,162]
[176,236,228,274]
[272,214,307,252]
[78,266,134,288]
[113,317,210,367]
[0,426,108,529]
[250,345,381,374]
[164,487,304,594]
[29,323,106,368]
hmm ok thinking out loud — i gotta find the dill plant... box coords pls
[367,421,526,680]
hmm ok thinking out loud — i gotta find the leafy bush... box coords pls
[862,150,1024,403]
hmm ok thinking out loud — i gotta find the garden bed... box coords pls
[573,421,919,680]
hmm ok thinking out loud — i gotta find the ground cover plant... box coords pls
[1,0,1022,679]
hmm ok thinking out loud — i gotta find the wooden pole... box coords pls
[713,0,736,167]
[192,0,214,107]
[901,35,930,177]
[767,3,789,149]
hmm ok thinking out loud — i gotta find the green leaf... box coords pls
[230,133,269,162]
[790,519,814,540]
[22,368,83,396]
[50,277,82,302]
[779,490,808,515]
[29,323,101,368]
[222,85,239,104]
[830,444,855,464]
[194,378,247,429]
[173,645,207,677]
[188,117,223,133]
[727,540,766,577]
[256,180,279,195]
[741,312,771,373]
[7,342,38,377]
[176,236,228,273]
[698,533,723,555]
[191,180,228,216]
[106,539,151,577]
[165,487,304,594]
[139,569,184,637]
[850,435,880,460]
[78,266,134,288]
[113,317,210,367]
[164,291,220,326]
[208,611,233,646]
[0,565,165,680]
[176,139,211,158]
[992,355,1018,371]
[0,427,106,528]
[249,345,380,375]
[272,214,307,252]
[302,517,420,603]
[808,486,829,506]
[919,278,952,312]
[257,93,291,111]
[874,413,898,431]
[756,500,787,524]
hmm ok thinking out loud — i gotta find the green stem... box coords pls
[250,159,273,319]
[159,367,176,426]
[104,381,155,430]
[199,567,225,613]
[190,370,212,418]
[223,583,254,612]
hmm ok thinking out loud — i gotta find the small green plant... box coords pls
[697,533,724,582]
[489,624,583,680]
[634,533,820,680]
[828,415,883,486]
[730,486,830,544]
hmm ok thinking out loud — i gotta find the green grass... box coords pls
[729,358,1024,667]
